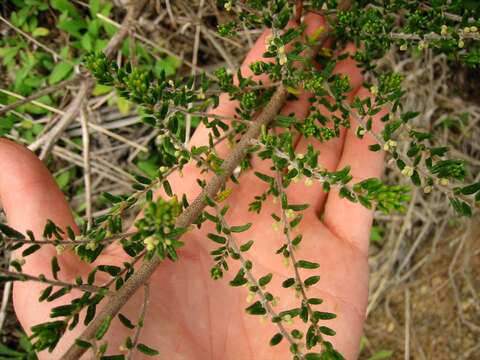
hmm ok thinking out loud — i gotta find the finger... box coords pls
[189,13,327,158]
[287,44,364,211]
[0,139,89,275]
[153,14,328,209]
[322,87,386,254]
[0,139,94,344]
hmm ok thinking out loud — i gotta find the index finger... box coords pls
[322,87,386,255]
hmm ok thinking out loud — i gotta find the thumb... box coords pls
[0,138,89,278]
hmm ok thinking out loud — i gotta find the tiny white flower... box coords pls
[282,314,293,325]
[272,221,280,232]
[56,245,65,255]
[286,209,295,219]
[356,126,366,137]
[401,166,414,177]
[86,241,98,251]
[144,236,157,251]
[440,178,449,186]
[383,140,397,152]
[441,25,448,36]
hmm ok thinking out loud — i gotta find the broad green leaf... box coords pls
[32,27,50,37]
[49,62,73,85]
[116,96,131,114]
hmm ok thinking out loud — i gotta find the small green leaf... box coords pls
[51,256,60,280]
[207,233,227,244]
[0,224,25,239]
[137,343,159,356]
[75,339,92,348]
[245,301,266,315]
[460,182,480,195]
[240,240,254,252]
[39,286,53,302]
[230,223,252,233]
[95,315,112,340]
[319,326,336,336]
[304,275,320,287]
[259,273,273,287]
[305,353,322,360]
[22,244,40,257]
[282,278,295,288]
[103,192,122,203]
[270,333,283,346]
[163,180,173,197]
[313,311,337,320]
[296,260,320,269]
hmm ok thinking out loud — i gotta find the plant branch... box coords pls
[323,83,476,207]
[0,77,82,117]
[60,83,289,360]
[274,170,325,348]
[60,2,351,356]
[0,269,110,295]
[213,204,300,355]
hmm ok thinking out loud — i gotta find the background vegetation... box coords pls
[0,0,479,359]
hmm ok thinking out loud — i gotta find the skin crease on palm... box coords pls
[0,13,387,360]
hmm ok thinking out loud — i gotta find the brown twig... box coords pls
[0,269,110,295]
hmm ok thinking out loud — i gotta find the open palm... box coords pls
[0,14,385,360]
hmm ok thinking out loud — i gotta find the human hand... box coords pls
[0,13,384,360]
